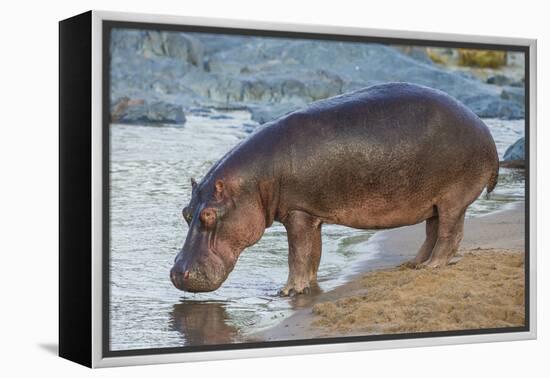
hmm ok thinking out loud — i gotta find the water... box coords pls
[109,111,524,351]
[466,118,525,217]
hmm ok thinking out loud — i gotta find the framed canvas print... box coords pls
[59,10,537,368]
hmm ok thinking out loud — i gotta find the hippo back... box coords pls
[257,83,498,226]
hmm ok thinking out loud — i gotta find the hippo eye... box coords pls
[199,207,217,229]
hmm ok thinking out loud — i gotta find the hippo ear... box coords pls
[214,179,225,201]
[191,178,197,191]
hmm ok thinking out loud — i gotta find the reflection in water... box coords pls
[170,301,238,346]
[170,283,323,346]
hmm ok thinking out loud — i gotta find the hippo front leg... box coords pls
[279,210,322,296]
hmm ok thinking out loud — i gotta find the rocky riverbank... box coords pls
[109,29,526,126]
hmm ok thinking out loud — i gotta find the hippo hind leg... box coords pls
[423,207,466,268]
[279,210,322,297]
[404,215,439,268]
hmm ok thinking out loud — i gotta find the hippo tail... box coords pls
[485,155,499,198]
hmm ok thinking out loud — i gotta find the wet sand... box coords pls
[251,202,525,341]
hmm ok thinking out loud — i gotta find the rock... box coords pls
[142,31,204,67]
[466,96,524,120]
[458,50,507,68]
[500,87,525,104]
[188,107,213,116]
[194,34,257,55]
[202,39,522,120]
[510,78,525,87]
[109,29,526,124]
[391,46,433,65]
[487,74,524,89]
[110,28,205,68]
[110,29,145,53]
[111,97,143,122]
[241,122,258,133]
[111,97,186,125]
[503,137,525,161]
[247,102,302,124]
[455,71,478,81]
[487,74,513,86]
[426,48,459,65]
[209,114,232,120]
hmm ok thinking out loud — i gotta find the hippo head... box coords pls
[170,177,266,292]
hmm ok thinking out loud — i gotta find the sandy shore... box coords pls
[251,202,525,341]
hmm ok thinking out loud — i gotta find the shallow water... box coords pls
[109,111,524,351]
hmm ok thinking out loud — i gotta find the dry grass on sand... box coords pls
[312,249,525,335]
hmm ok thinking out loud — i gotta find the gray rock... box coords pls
[391,46,433,65]
[110,28,205,67]
[503,137,525,161]
[500,86,525,104]
[201,38,523,120]
[111,97,186,125]
[465,95,524,120]
[109,29,527,125]
[188,106,213,116]
[511,78,525,87]
[487,74,524,88]
[142,31,204,67]
[194,34,258,55]
[247,102,303,124]
[487,74,513,86]
[111,29,146,53]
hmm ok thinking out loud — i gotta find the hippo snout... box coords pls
[170,268,190,290]
[170,266,211,292]
[170,257,227,292]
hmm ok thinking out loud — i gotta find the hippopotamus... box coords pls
[170,82,499,296]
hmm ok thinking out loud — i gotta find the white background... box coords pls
[0,0,546,376]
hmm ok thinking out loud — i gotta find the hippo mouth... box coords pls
[170,269,223,292]
[170,251,229,293]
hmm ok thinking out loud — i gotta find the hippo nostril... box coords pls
[183,270,190,280]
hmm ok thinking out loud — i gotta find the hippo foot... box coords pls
[278,285,311,297]
[401,259,424,269]
[422,258,448,268]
